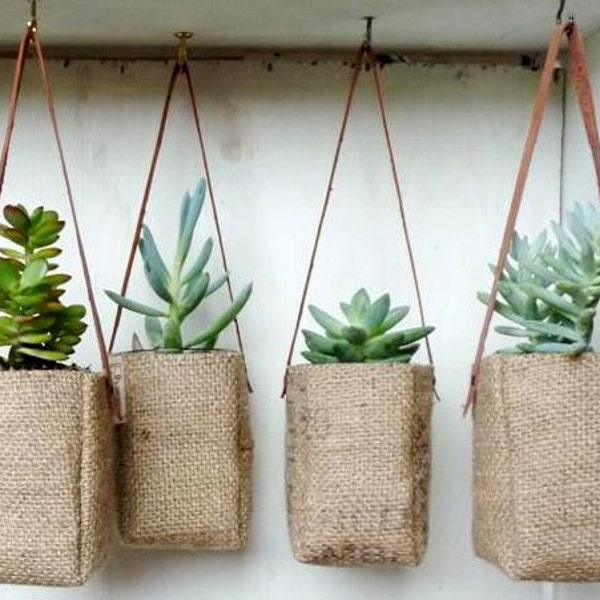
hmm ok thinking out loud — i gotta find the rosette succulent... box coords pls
[301,288,434,364]
[0,204,87,367]
[106,180,252,351]
[479,203,600,355]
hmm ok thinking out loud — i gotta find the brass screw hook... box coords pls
[556,0,566,24]
[174,31,194,66]
[27,0,37,31]
[363,16,374,47]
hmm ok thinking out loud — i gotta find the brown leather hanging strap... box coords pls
[464,21,600,415]
[0,25,117,417]
[108,62,180,352]
[365,47,437,396]
[281,43,437,397]
[108,52,250,386]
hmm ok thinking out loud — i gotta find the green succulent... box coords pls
[0,204,87,366]
[106,180,252,351]
[479,203,600,355]
[301,288,434,364]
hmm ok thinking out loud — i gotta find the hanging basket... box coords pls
[115,351,252,549]
[468,21,600,582]
[473,353,600,581]
[286,363,433,566]
[0,17,116,588]
[0,371,114,586]
[281,37,436,567]
[108,45,253,550]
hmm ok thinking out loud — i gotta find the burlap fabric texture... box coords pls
[473,353,600,581]
[285,363,433,566]
[0,370,114,586]
[116,350,253,549]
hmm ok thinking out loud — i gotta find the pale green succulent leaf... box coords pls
[301,350,339,364]
[177,181,206,268]
[144,316,163,348]
[105,290,167,317]
[308,305,345,338]
[184,283,252,349]
[362,293,390,334]
[139,226,172,302]
[182,237,213,285]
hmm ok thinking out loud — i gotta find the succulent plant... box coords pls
[301,288,434,364]
[106,180,252,351]
[0,204,87,367]
[479,203,600,355]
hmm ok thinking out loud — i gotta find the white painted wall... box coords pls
[0,57,565,599]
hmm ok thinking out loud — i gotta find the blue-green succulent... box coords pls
[301,288,434,364]
[479,203,600,355]
[106,180,252,351]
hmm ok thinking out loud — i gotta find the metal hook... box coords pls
[556,0,566,24]
[174,31,194,66]
[363,16,374,47]
[27,0,37,31]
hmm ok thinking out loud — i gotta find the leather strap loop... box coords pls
[0,26,117,418]
[464,22,600,415]
[281,43,436,397]
[108,57,251,389]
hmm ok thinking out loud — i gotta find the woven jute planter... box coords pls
[0,370,114,587]
[115,350,253,550]
[285,362,433,566]
[473,353,600,581]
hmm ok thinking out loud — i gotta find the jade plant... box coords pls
[479,203,600,355]
[0,204,87,367]
[106,180,252,351]
[301,288,434,364]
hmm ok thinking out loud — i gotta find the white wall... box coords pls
[0,58,565,599]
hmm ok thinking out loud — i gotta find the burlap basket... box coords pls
[0,370,114,587]
[285,362,433,566]
[473,353,600,581]
[115,350,253,549]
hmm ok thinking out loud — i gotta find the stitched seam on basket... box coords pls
[498,358,517,575]
[75,372,84,581]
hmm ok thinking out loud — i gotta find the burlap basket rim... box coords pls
[288,362,433,374]
[111,349,242,359]
[481,352,598,365]
[0,368,102,380]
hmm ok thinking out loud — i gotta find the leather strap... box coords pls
[464,21,600,415]
[108,56,251,388]
[281,43,436,397]
[0,25,117,417]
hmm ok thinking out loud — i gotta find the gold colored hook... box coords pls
[27,0,37,31]
[363,16,374,47]
[174,31,194,66]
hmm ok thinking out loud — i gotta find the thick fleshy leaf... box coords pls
[301,350,338,364]
[362,294,390,334]
[350,288,370,318]
[341,326,368,344]
[182,237,213,285]
[105,290,167,317]
[144,316,164,348]
[179,272,209,319]
[0,226,27,247]
[20,259,48,290]
[375,305,410,334]
[139,226,172,302]
[3,205,30,232]
[0,259,20,292]
[177,181,206,268]
[307,305,345,338]
[302,329,337,355]
[17,347,68,361]
[184,283,252,349]
[205,273,229,297]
